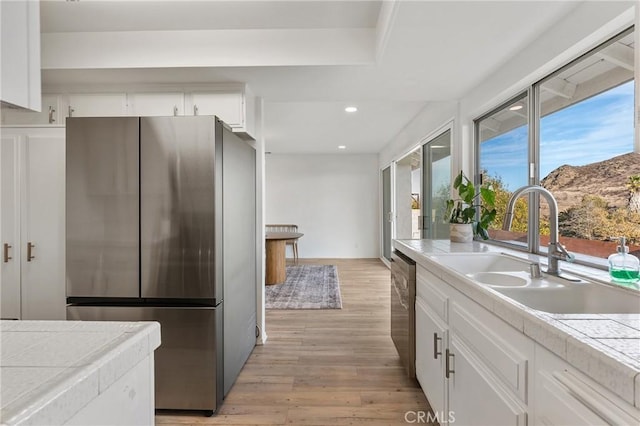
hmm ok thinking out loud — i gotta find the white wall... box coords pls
[265,153,379,258]
[458,1,636,174]
[378,101,457,168]
[380,1,636,179]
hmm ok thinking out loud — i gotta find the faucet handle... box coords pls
[530,262,542,279]
[556,242,575,262]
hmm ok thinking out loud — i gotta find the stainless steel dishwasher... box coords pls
[390,249,416,378]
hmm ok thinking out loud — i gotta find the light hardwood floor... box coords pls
[156,258,432,425]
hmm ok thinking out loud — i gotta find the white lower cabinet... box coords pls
[448,335,527,426]
[415,264,532,425]
[534,345,640,426]
[414,261,640,426]
[415,297,447,415]
[0,127,66,320]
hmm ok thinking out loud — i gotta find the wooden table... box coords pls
[265,232,304,285]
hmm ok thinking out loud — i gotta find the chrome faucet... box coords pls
[503,185,574,276]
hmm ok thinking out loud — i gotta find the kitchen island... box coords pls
[0,320,160,425]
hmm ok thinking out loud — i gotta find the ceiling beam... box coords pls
[41,28,376,69]
[595,42,634,71]
[479,117,501,133]
[375,0,400,63]
[541,77,577,100]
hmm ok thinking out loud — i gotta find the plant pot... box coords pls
[450,223,473,243]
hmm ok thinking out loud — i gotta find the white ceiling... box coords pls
[40,0,581,154]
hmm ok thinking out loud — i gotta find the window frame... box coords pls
[474,25,636,270]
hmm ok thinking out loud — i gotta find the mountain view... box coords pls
[541,152,640,212]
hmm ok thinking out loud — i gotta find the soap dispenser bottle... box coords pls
[608,237,640,283]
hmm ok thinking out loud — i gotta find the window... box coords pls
[476,93,529,248]
[395,149,422,239]
[422,129,452,239]
[476,27,638,267]
[536,28,636,264]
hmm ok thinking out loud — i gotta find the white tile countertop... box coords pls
[0,320,161,425]
[394,239,640,407]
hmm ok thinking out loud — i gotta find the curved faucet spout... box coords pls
[502,185,572,276]
[502,185,559,245]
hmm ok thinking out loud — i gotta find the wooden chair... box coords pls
[265,224,299,264]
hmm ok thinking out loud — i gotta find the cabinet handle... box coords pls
[193,105,199,116]
[445,349,454,378]
[68,106,75,117]
[27,242,35,262]
[173,106,178,116]
[433,333,442,359]
[3,243,12,263]
[48,106,56,123]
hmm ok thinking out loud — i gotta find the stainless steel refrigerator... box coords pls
[65,116,256,415]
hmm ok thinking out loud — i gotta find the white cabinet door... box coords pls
[127,93,184,116]
[415,297,447,416]
[65,94,127,118]
[0,0,40,110]
[189,92,243,127]
[20,132,66,320]
[535,370,607,426]
[534,345,640,426]
[0,128,66,320]
[447,335,527,426]
[1,95,60,125]
[1,135,22,319]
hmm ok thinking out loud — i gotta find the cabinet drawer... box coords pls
[450,297,531,402]
[534,345,640,425]
[416,265,448,321]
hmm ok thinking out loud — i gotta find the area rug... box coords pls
[265,264,342,309]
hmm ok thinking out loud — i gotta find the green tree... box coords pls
[628,175,640,213]
[483,174,529,232]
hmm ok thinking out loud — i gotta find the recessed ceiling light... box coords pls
[509,104,523,111]
[338,145,347,150]
[344,106,358,113]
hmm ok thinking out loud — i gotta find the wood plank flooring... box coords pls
[156,258,432,425]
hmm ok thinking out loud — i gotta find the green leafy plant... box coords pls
[445,171,497,240]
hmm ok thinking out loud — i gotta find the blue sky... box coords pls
[480,80,635,190]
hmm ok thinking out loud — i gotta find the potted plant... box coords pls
[445,171,497,242]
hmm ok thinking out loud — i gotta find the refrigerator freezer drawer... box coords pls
[67,305,223,413]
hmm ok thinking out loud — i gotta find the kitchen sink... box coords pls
[429,253,531,274]
[492,281,640,314]
[467,271,530,287]
[430,252,640,314]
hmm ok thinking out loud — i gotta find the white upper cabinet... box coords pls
[1,95,60,125]
[127,93,185,116]
[0,86,256,139]
[189,91,243,125]
[64,94,128,119]
[187,86,255,138]
[0,0,41,111]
